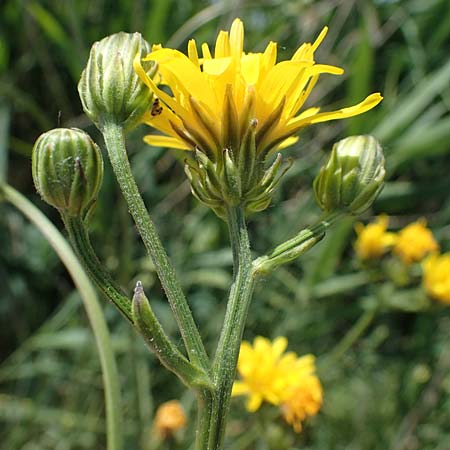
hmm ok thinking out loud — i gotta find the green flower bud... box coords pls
[78,32,156,130]
[313,135,385,215]
[32,128,103,219]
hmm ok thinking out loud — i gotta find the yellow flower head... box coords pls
[281,369,323,433]
[232,336,322,432]
[422,253,450,304]
[135,18,382,157]
[135,18,382,217]
[354,215,397,260]
[232,336,299,411]
[153,400,187,439]
[393,219,439,264]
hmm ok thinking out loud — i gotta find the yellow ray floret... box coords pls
[134,18,383,157]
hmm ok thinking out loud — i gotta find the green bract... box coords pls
[78,32,156,131]
[314,135,385,215]
[184,120,292,220]
[32,128,103,219]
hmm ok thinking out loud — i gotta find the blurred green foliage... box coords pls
[1,0,450,449]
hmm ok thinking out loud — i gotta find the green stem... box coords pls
[64,216,133,323]
[1,184,122,450]
[102,122,209,372]
[195,389,214,450]
[204,205,255,450]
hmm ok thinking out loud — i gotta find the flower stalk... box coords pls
[63,215,133,322]
[205,205,255,450]
[101,121,210,372]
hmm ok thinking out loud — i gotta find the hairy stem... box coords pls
[204,205,255,450]
[102,122,209,372]
[64,216,133,322]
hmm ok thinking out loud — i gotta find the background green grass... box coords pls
[1,0,450,449]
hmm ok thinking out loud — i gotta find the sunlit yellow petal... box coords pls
[262,41,277,72]
[149,50,218,108]
[306,92,383,124]
[259,61,310,106]
[246,394,263,412]
[188,39,200,68]
[215,30,230,58]
[202,42,212,60]
[287,93,383,133]
[272,336,288,357]
[134,56,188,119]
[231,381,250,397]
[229,18,244,61]
[143,134,190,150]
[241,53,261,84]
[142,105,184,137]
[203,57,232,76]
[312,26,328,51]
[289,75,320,116]
[275,136,299,150]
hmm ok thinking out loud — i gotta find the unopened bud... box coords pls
[78,32,156,130]
[314,135,385,215]
[32,128,103,219]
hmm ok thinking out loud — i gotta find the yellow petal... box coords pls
[215,30,230,58]
[275,136,299,150]
[241,53,262,85]
[150,50,218,109]
[188,39,200,68]
[229,18,244,61]
[231,381,249,397]
[259,60,310,106]
[288,93,383,132]
[307,92,383,124]
[203,57,232,76]
[288,75,320,117]
[246,393,263,412]
[312,26,328,51]
[201,42,212,59]
[272,336,288,358]
[144,134,190,150]
[262,41,277,72]
[134,55,188,119]
[142,102,185,138]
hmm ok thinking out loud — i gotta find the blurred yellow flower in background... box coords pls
[135,18,382,157]
[354,215,397,260]
[232,336,322,432]
[393,219,438,264]
[232,336,298,411]
[281,372,323,433]
[422,253,450,304]
[153,400,186,439]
